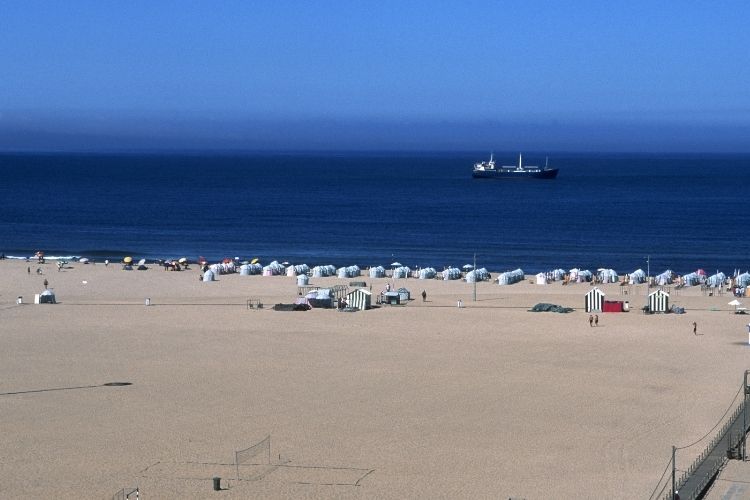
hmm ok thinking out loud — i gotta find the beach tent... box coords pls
[337,265,361,279]
[598,269,618,284]
[382,291,401,305]
[497,268,524,285]
[569,268,580,281]
[577,270,593,282]
[346,289,371,310]
[397,287,410,302]
[369,266,385,278]
[584,287,605,312]
[442,267,461,280]
[262,260,285,276]
[38,289,56,304]
[737,272,750,288]
[286,264,310,276]
[682,272,702,287]
[418,267,436,280]
[536,273,547,285]
[707,272,726,288]
[392,266,411,279]
[552,269,566,281]
[629,269,646,284]
[465,268,490,283]
[240,263,262,275]
[655,270,674,286]
[296,274,309,286]
[648,289,670,313]
[312,265,336,278]
[306,288,334,308]
[202,270,215,282]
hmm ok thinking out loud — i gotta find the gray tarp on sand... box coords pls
[529,303,575,313]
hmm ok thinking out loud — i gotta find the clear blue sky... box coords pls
[1,1,749,152]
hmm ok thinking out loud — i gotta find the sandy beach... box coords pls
[2,259,750,499]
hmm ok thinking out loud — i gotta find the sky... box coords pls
[1,1,749,152]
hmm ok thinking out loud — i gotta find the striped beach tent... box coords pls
[648,289,670,313]
[346,288,371,310]
[584,287,605,312]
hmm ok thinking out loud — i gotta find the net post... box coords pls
[235,450,240,482]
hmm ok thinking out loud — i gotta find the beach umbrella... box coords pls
[178,257,187,264]
[281,261,290,266]
[696,269,707,276]
[137,258,146,266]
[391,262,402,267]
[463,264,474,270]
[251,257,259,264]
[123,256,133,264]
[729,299,742,311]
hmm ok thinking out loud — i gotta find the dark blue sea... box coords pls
[0,151,748,275]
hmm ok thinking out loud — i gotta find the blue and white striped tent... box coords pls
[682,272,702,286]
[552,269,566,281]
[597,269,618,283]
[337,265,361,278]
[369,266,385,278]
[655,270,674,286]
[497,268,524,285]
[584,287,605,312]
[737,272,750,288]
[392,266,411,279]
[466,268,490,283]
[629,269,646,284]
[442,267,461,280]
[286,264,310,276]
[312,265,337,277]
[648,289,670,313]
[707,272,726,287]
[418,267,436,279]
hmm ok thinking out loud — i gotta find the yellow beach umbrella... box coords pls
[251,257,259,264]
[123,256,133,264]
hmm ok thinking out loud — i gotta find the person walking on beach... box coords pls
[693,322,697,335]
[421,290,427,302]
[589,315,593,327]
[43,278,48,289]
[27,266,30,275]
[595,314,599,327]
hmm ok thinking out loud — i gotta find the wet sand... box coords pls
[2,259,749,499]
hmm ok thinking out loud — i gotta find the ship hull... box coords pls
[472,168,559,179]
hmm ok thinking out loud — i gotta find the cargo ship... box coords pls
[472,153,559,179]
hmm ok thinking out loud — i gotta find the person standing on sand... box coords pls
[595,314,599,327]
[421,290,427,302]
[589,315,593,327]
[693,322,697,335]
[43,278,48,289]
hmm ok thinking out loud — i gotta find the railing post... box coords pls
[672,446,677,500]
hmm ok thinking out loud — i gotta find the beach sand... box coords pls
[2,259,750,499]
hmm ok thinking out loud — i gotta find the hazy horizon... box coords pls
[2,2,749,153]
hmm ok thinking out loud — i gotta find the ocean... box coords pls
[0,151,748,275]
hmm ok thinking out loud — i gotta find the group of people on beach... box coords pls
[588,314,599,327]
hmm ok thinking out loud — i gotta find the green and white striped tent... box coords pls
[346,288,372,310]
